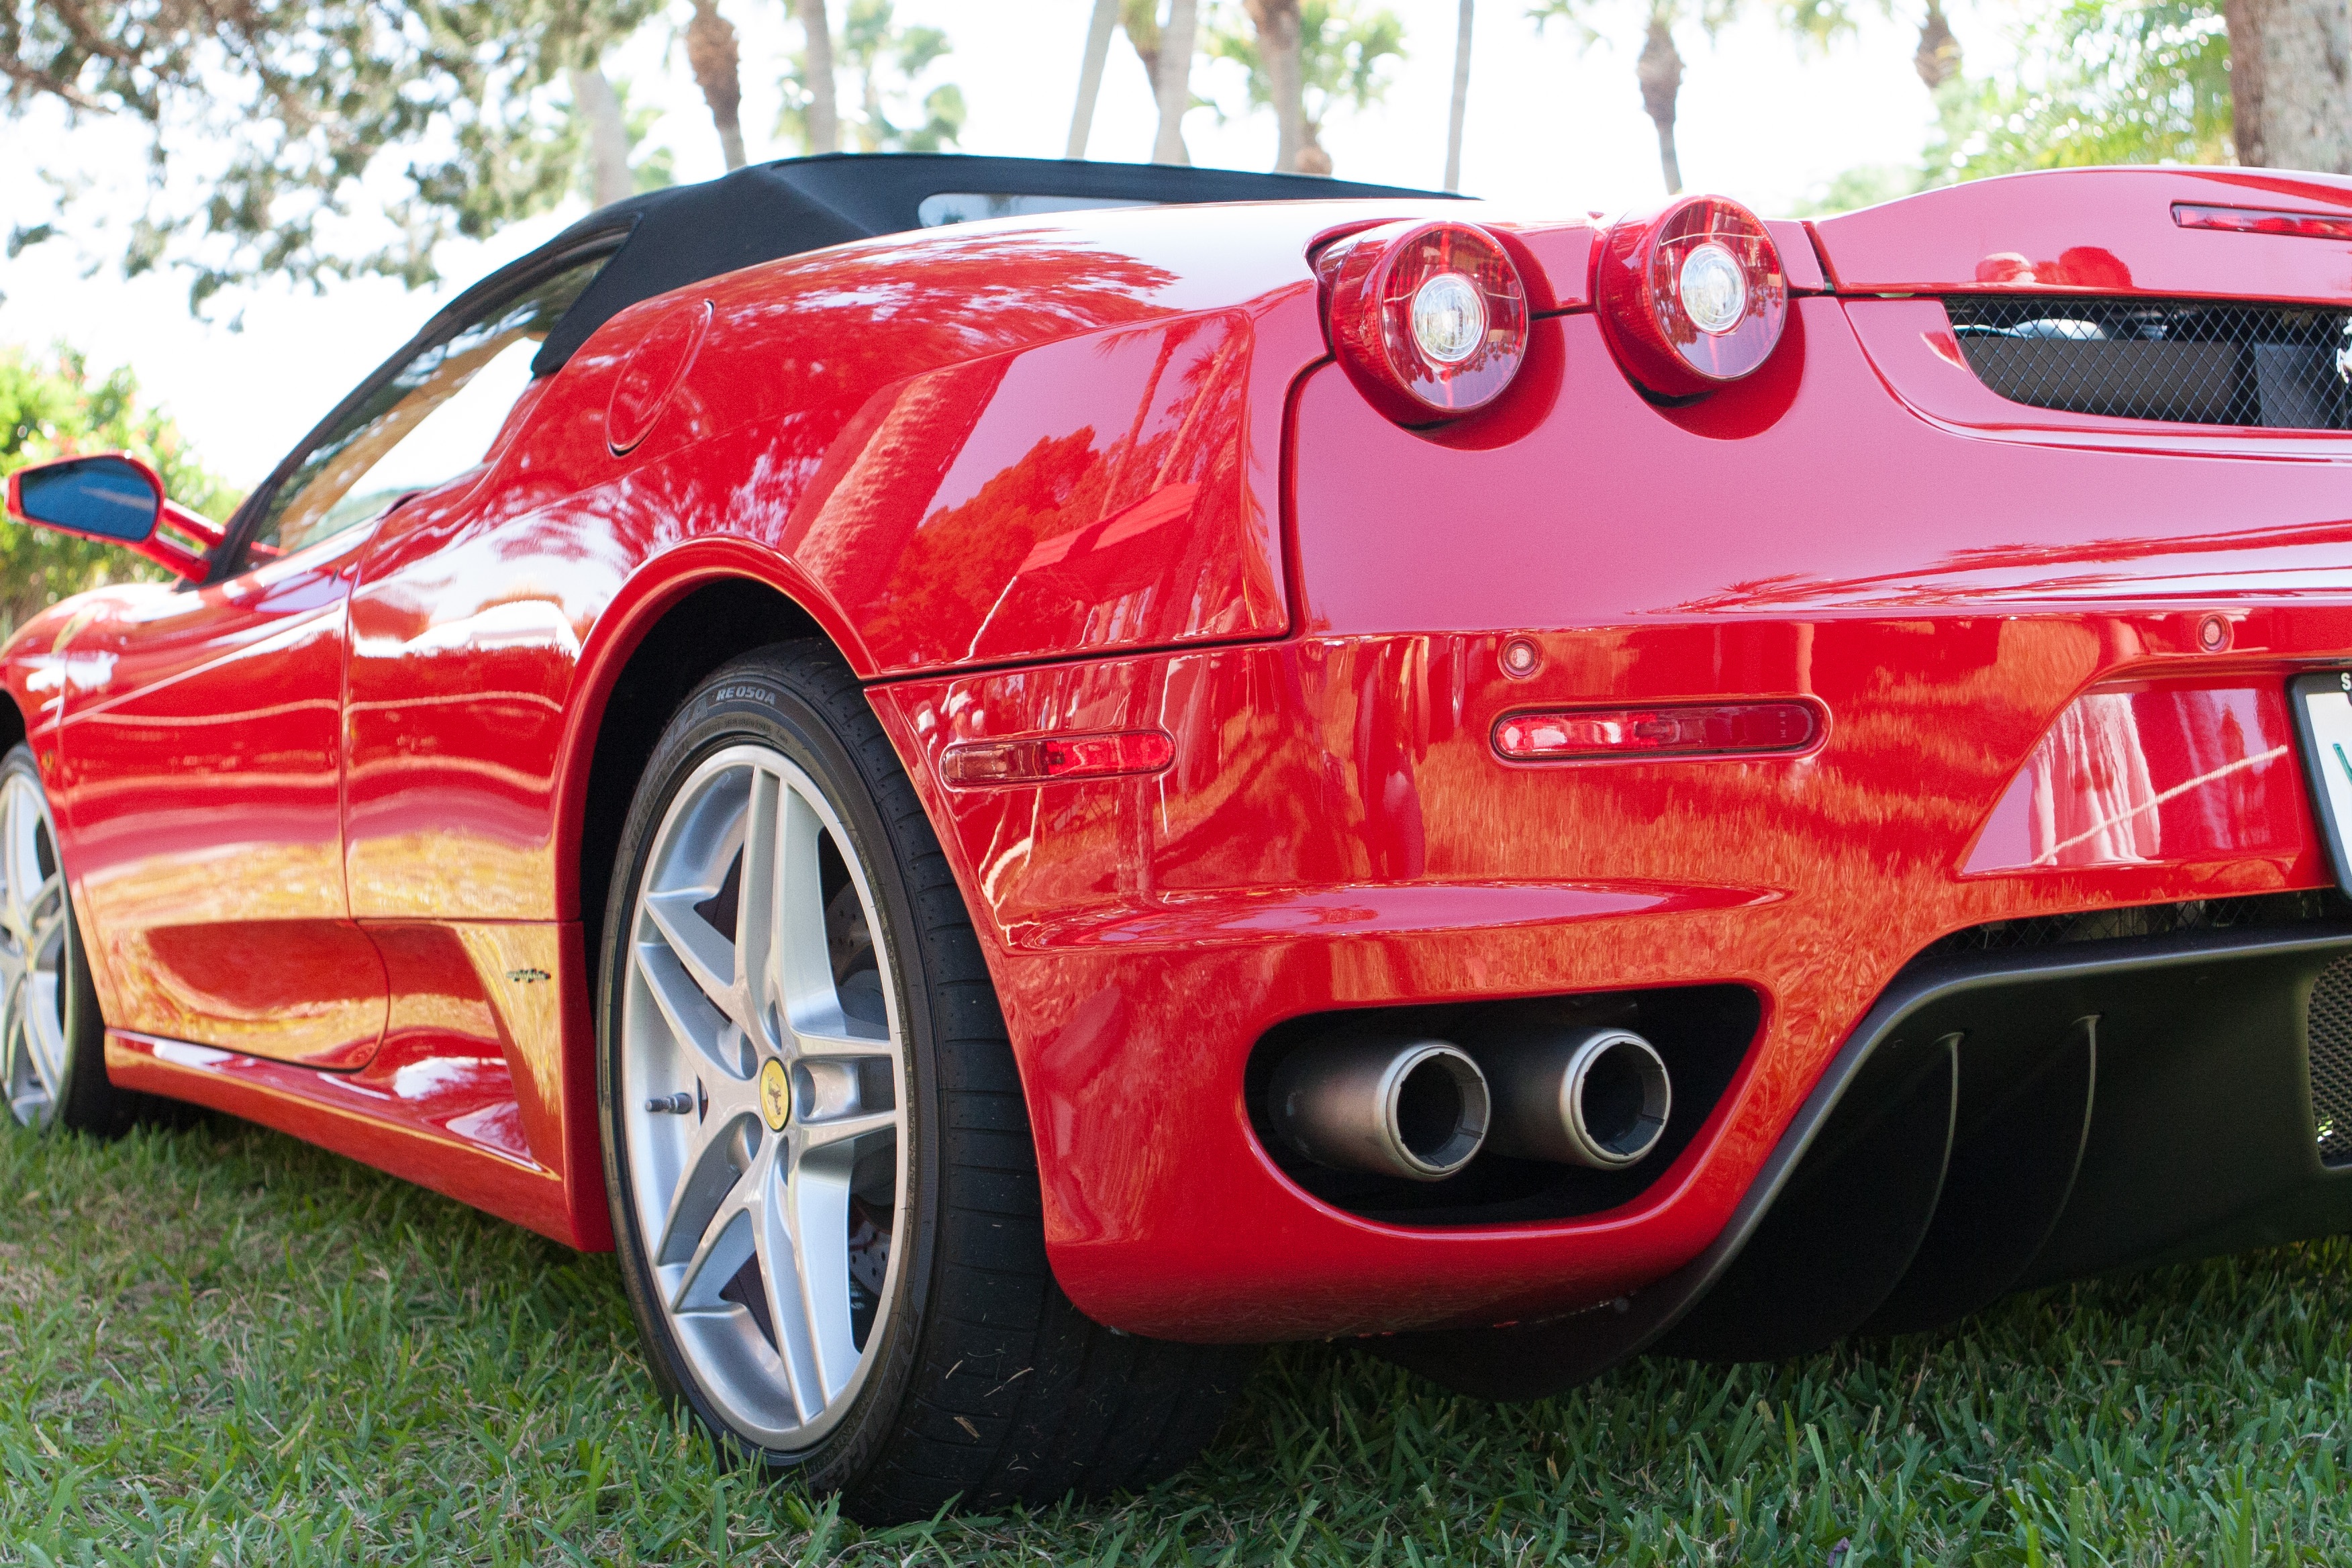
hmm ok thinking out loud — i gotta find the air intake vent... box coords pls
[1944,297,2352,429]
[2310,953,2352,1167]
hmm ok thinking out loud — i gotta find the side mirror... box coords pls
[5,452,222,581]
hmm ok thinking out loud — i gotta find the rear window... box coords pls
[916,193,1153,227]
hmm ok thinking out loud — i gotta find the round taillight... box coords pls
[1316,220,1529,424]
[1597,195,1787,397]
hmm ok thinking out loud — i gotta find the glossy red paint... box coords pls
[11,173,2352,1336]
[101,918,604,1246]
[1811,166,2352,301]
[56,526,389,1067]
[1963,681,2309,876]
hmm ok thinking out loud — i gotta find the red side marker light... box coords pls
[1316,219,1529,425]
[942,728,1175,787]
[1596,195,1788,397]
[1494,702,1819,763]
[2173,203,2352,241]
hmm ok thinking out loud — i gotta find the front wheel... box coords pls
[0,742,136,1136]
[599,644,1251,1522]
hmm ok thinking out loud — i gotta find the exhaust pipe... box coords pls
[1481,1026,1671,1169]
[1269,1036,1491,1181]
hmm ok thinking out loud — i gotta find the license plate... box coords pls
[2292,672,2352,895]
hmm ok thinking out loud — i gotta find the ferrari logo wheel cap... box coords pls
[759,1057,791,1131]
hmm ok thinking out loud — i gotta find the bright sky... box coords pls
[0,0,1976,489]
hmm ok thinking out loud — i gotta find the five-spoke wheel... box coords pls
[620,742,906,1448]
[600,646,1251,1522]
[0,743,128,1136]
[0,762,69,1128]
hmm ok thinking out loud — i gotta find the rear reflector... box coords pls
[942,729,1175,786]
[2173,203,2352,241]
[1494,702,1819,763]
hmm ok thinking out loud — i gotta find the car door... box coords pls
[57,270,603,1067]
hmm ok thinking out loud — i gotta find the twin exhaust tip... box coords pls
[1269,1026,1672,1183]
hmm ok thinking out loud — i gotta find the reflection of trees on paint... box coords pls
[803,306,1273,672]
[720,234,1184,408]
[871,429,1108,665]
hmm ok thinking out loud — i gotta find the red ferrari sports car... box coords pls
[11,150,2352,1518]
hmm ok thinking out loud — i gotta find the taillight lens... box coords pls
[2173,202,2352,240]
[1597,196,1788,397]
[1493,702,1819,763]
[942,728,1175,787]
[1316,220,1529,424]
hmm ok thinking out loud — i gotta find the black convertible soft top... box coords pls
[527,152,1453,374]
[217,154,1449,582]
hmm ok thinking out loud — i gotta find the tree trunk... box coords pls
[1068,0,1121,157]
[685,0,747,170]
[1153,0,1198,164]
[2228,0,2352,173]
[1636,15,1683,195]
[794,0,839,154]
[569,64,632,207]
[1444,0,1474,191]
[1914,0,1960,91]
[1246,0,1306,172]
[1297,122,1332,176]
[1122,0,1161,77]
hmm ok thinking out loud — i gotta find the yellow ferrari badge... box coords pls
[759,1058,791,1131]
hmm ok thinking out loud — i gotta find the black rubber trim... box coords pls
[1379,920,2352,1400]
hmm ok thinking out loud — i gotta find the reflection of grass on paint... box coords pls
[9,1114,2352,1564]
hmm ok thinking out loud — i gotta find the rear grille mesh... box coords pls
[1920,890,2351,961]
[1944,296,2352,429]
[2310,954,2352,1166]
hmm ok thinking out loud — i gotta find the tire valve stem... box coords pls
[646,1093,694,1115]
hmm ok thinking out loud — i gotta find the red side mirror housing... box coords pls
[5,452,222,581]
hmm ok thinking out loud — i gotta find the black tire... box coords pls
[598,642,1253,1522]
[0,742,141,1136]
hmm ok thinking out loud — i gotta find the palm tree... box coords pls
[1914,0,1959,87]
[1245,0,1308,170]
[1444,0,1474,191]
[1532,0,1711,195]
[1780,0,1960,91]
[683,0,746,169]
[836,0,965,151]
[570,64,634,205]
[1153,0,1202,163]
[794,0,841,152]
[1068,0,1122,156]
[1206,1,1405,176]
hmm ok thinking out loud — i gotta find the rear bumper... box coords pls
[866,291,2352,1344]
[870,628,2348,1342]
[1387,910,2352,1395]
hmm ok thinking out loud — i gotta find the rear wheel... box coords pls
[0,743,134,1134]
[600,643,1252,1522]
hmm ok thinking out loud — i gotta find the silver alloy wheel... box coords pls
[621,743,909,1450]
[0,769,68,1128]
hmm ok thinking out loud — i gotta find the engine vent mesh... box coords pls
[1920,890,2351,962]
[1943,296,2352,429]
[2310,954,2352,1167]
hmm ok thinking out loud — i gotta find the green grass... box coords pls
[6,1118,2352,1566]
